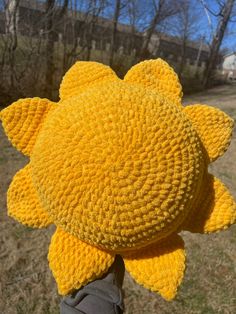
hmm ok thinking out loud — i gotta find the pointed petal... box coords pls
[123,234,185,300]
[0,98,57,156]
[184,104,234,162]
[59,61,119,100]
[124,59,183,107]
[183,175,236,233]
[7,164,52,228]
[48,227,115,295]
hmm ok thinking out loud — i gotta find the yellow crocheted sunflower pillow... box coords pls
[1,59,235,300]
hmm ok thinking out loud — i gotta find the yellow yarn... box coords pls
[0,97,56,156]
[184,104,234,162]
[32,82,204,251]
[124,234,185,301]
[59,61,119,100]
[48,227,115,295]
[124,59,183,107]
[1,59,235,300]
[7,163,52,228]
[183,174,236,232]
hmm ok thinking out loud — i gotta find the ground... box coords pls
[0,85,235,314]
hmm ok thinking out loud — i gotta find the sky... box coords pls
[201,0,236,53]
[113,0,236,54]
[2,0,236,54]
[84,0,236,54]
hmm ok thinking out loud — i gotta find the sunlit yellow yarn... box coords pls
[8,163,52,228]
[124,59,183,107]
[48,227,115,295]
[0,98,56,156]
[1,59,235,300]
[60,61,119,100]
[184,174,236,233]
[32,81,204,251]
[124,234,185,301]
[184,104,234,162]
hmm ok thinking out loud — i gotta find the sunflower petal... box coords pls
[59,61,119,100]
[123,234,185,300]
[0,97,56,156]
[184,104,234,162]
[183,175,236,233]
[7,164,52,228]
[48,227,115,295]
[124,59,183,107]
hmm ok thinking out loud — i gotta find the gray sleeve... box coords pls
[60,255,124,314]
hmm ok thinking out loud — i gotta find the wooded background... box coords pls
[0,0,235,105]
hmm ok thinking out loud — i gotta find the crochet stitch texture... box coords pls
[1,59,235,300]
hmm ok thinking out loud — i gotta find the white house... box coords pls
[222,52,236,81]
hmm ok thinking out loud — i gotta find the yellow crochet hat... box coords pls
[1,59,235,300]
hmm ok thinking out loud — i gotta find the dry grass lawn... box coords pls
[0,85,235,314]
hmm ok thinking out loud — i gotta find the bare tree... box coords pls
[171,0,200,79]
[84,0,107,61]
[44,0,68,99]
[61,0,108,71]
[5,0,20,90]
[62,0,84,72]
[44,0,56,98]
[109,0,122,67]
[201,0,236,87]
[0,1,49,104]
[125,0,144,65]
[138,0,180,60]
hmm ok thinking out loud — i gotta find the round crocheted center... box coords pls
[31,82,204,251]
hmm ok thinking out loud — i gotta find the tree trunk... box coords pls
[84,22,94,61]
[44,0,56,99]
[139,10,161,61]
[203,0,235,88]
[109,0,121,67]
[6,0,20,89]
[45,0,68,99]
[177,37,187,81]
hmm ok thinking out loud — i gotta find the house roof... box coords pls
[148,31,210,52]
[19,0,133,33]
[223,51,236,59]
